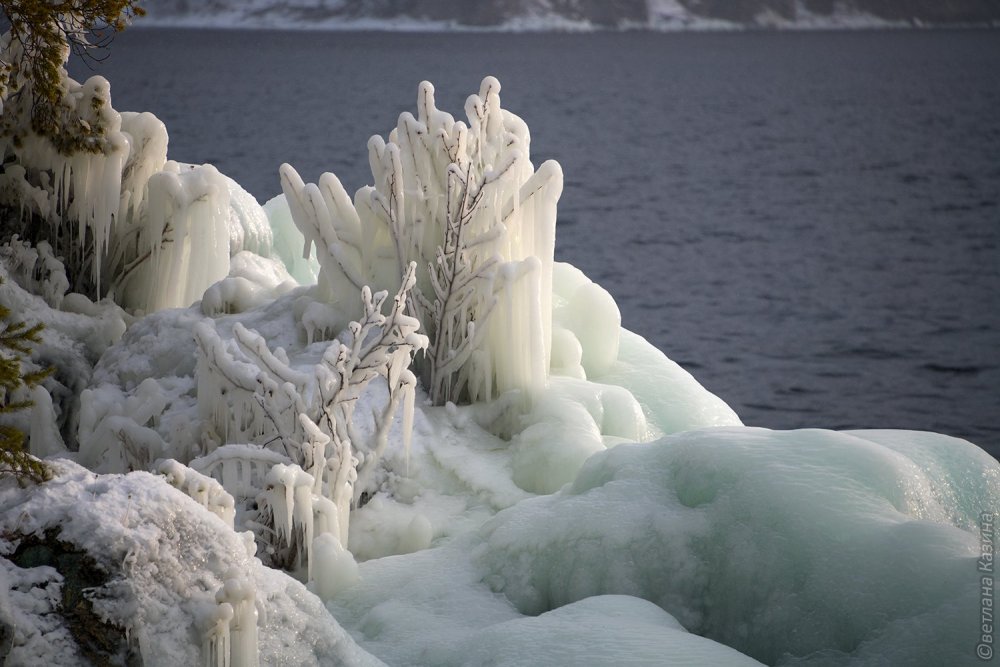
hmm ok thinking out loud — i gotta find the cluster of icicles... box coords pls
[0,67,237,313]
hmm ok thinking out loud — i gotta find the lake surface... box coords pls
[72,28,1000,456]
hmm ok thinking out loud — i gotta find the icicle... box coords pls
[402,369,417,476]
[263,463,317,572]
[215,570,259,667]
[202,602,233,667]
[326,442,356,548]
[298,414,330,495]
[28,385,66,458]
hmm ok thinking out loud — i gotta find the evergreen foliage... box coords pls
[0,277,52,482]
[0,0,143,152]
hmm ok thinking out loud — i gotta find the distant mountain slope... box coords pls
[138,0,1000,30]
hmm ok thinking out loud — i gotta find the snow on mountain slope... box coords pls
[137,0,1000,30]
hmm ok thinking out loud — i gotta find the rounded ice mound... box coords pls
[510,375,649,494]
[443,595,764,666]
[478,427,999,666]
[600,328,742,435]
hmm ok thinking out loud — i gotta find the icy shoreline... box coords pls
[132,17,999,33]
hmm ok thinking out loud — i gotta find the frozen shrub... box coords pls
[196,264,426,571]
[281,76,563,404]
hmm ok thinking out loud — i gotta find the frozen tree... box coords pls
[0,3,247,314]
[0,1,142,294]
[307,262,425,511]
[281,76,563,405]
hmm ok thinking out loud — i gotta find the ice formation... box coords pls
[137,162,232,312]
[194,266,424,478]
[201,251,298,317]
[0,237,69,308]
[550,262,621,378]
[262,462,319,572]
[2,50,996,667]
[281,76,563,404]
[28,383,65,458]
[261,194,320,286]
[215,568,260,667]
[0,80,127,294]
[311,532,361,602]
[477,427,999,665]
[77,377,170,472]
[209,569,260,667]
[190,443,290,500]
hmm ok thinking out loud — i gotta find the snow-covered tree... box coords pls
[0,2,249,314]
[0,1,143,294]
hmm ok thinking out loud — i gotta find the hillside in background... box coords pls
[139,0,1000,29]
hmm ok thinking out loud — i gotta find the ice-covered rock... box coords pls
[0,460,381,666]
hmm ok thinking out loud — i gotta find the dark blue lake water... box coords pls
[72,28,1000,457]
